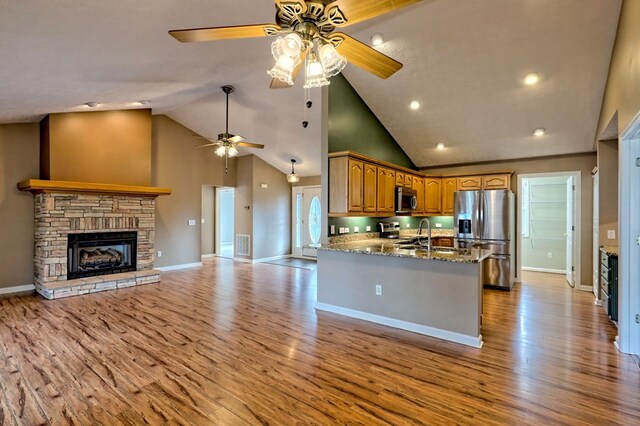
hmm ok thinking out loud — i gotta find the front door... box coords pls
[301,186,322,258]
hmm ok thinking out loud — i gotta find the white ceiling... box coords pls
[0,0,622,173]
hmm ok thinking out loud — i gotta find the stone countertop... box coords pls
[600,245,619,256]
[317,239,491,264]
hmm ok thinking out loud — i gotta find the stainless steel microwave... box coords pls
[396,187,417,214]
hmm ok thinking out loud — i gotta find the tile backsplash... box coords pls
[328,216,454,236]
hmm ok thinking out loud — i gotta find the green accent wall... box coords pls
[328,216,453,237]
[328,74,416,169]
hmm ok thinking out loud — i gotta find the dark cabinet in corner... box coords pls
[600,248,618,323]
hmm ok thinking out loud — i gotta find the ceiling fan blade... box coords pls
[326,0,422,27]
[269,49,307,89]
[169,23,280,42]
[229,134,246,143]
[195,142,220,148]
[333,33,403,79]
[236,142,265,149]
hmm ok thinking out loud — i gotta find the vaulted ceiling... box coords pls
[0,0,622,174]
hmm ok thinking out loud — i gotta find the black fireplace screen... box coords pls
[67,232,137,279]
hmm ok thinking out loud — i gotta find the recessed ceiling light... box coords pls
[84,102,99,108]
[436,143,445,150]
[533,128,547,137]
[410,100,420,110]
[371,33,384,46]
[137,100,151,105]
[524,72,540,85]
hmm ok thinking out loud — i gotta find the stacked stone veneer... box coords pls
[34,193,160,299]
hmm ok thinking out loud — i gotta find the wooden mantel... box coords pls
[17,179,172,197]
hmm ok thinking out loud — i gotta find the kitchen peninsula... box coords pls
[316,239,490,348]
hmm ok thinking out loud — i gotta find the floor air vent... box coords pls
[235,234,250,256]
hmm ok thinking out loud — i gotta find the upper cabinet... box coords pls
[329,151,513,217]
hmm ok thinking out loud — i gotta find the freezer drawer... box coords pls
[457,239,510,255]
[482,254,513,289]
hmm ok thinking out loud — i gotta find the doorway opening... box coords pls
[291,185,322,259]
[216,187,235,259]
[517,172,581,289]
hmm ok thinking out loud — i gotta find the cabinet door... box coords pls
[363,163,377,212]
[385,169,397,212]
[347,159,364,212]
[442,178,457,215]
[377,168,388,213]
[404,174,413,189]
[482,174,511,190]
[412,176,425,213]
[395,172,405,187]
[424,178,442,214]
[457,176,482,191]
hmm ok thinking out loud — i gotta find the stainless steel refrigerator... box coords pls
[454,189,515,290]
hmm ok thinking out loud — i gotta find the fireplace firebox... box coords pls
[67,232,137,279]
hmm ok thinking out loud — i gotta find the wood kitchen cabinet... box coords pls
[395,172,405,187]
[412,176,425,213]
[404,174,413,188]
[442,178,457,215]
[377,167,396,213]
[363,163,378,212]
[457,176,482,191]
[424,177,442,214]
[482,174,511,190]
[347,159,364,212]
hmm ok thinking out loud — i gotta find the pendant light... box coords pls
[287,159,300,183]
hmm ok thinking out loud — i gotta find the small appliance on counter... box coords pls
[396,187,417,214]
[378,221,401,239]
[454,189,515,290]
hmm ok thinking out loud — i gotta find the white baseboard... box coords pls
[233,254,291,264]
[522,267,565,274]
[156,262,203,271]
[315,302,483,348]
[201,254,215,259]
[0,284,35,295]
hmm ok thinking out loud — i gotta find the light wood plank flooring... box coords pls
[0,261,638,425]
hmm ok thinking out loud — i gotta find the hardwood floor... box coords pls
[0,262,638,425]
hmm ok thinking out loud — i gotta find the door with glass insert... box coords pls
[300,186,321,258]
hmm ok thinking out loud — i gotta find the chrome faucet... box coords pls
[417,218,432,251]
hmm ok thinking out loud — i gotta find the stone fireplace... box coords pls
[19,180,171,299]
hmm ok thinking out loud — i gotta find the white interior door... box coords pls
[291,188,303,257]
[566,176,575,286]
[592,170,600,300]
[301,186,322,258]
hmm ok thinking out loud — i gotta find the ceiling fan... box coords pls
[169,0,421,89]
[196,85,264,173]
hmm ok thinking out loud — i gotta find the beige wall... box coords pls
[252,156,291,260]
[234,156,254,258]
[597,0,640,139]
[152,115,236,267]
[42,110,152,185]
[422,152,596,287]
[598,140,619,245]
[291,175,321,187]
[0,123,39,289]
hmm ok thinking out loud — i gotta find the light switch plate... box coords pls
[260,183,268,189]
[406,223,410,228]
[188,219,196,226]
[607,230,616,239]
[201,218,205,224]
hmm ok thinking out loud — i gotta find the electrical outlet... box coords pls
[435,223,442,228]
[354,226,359,233]
[406,223,410,228]
[345,227,350,233]
[547,252,553,259]
[608,230,616,240]
[201,218,205,224]
[375,285,382,296]
[330,225,335,234]
[366,226,371,232]
[157,250,162,258]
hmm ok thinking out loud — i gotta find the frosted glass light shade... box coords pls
[304,54,329,89]
[286,173,300,183]
[227,146,238,157]
[268,54,297,84]
[215,145,226,157]
[318,43,346,77]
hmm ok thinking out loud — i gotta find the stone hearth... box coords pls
[19,180,171,299]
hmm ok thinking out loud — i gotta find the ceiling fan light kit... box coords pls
[169,0,416,89]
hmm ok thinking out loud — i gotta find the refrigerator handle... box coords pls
[478,192,484,239]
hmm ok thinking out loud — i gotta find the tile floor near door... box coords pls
[0,262,638,424]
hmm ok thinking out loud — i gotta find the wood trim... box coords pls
[17,179,172,197]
